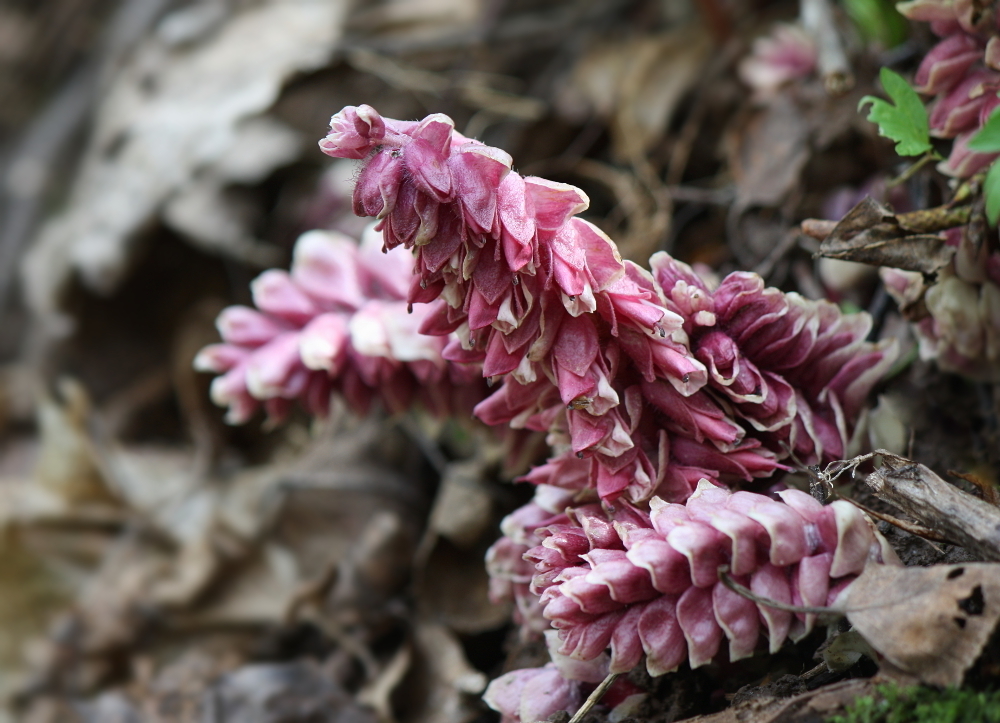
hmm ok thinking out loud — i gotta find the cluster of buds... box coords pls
[194,225,485,423]
[882,257,1000,379]
[484,481,897,721]
[316,105,895,505]
[902,0,1000,176]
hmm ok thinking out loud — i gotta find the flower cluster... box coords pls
[192,104,906,722]
[882,260,1000,380]
[195,225,485,423]
[318,105,896,505]
[653,255,895,467]
[527,481,897,676]
[901,0,1000,176]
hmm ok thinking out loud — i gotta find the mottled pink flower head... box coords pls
[652,254,897,465]
[526,481,898,675]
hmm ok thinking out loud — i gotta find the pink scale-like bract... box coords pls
[194,225,485,423]
[524,480,899,676]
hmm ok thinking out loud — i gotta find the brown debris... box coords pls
[813,197,959,275]
[865,452,1000,561]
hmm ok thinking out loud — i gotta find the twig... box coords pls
[718,566,841,616]
[569,671,620,723]
[841,497,948,543]
[800,204,973,240]
[865,451,1000,560]
[800,0,854,95]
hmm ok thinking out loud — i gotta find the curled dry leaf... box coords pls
[728,94,812,212]
[417,457,511,634]
[815,197,957,274]
[35,378,114,505]
[395,622,488,723]
[426,459,495,549]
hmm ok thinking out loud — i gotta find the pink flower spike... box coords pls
[524,489,896,674]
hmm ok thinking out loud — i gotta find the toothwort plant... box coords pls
[198,105,899,721]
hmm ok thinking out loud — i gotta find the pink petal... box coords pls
[677,586,723,668]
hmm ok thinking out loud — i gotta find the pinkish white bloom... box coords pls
[739,24,818,93]
[195,225,484,423]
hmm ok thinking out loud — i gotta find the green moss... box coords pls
[829,684,1000,723]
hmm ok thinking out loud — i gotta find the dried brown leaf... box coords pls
[728,94,811,211]
[23,0,349,317]
[557,28,711,161]
[815,197,955,274]
[399,622,487,723]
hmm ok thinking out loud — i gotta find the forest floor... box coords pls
[1,0,1000,721]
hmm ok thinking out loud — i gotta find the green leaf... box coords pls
[841,0,908,48]
[858,67,932,157]
[968,106,1000,153]
[984,159,1000,226]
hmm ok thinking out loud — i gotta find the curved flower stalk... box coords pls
[526,481,898,676]
[900,0,1000,176]
[195,225,485,423]
[319,106,894,503]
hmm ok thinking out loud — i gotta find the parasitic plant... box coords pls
[196,104,901,721]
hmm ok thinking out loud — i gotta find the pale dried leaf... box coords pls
[844,562,1000,687]
[22,0,350,317]
[728,94,811,210]
[427,460,494,548]
[402,622,487,723]
[557,28,711,161]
